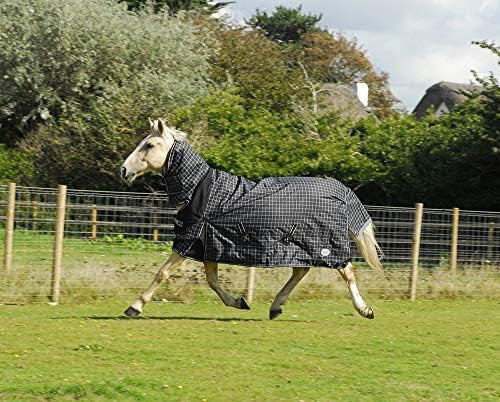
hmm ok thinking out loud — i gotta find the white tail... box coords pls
[351,223,384,272]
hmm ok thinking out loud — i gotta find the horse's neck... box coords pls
[164,141,209,206]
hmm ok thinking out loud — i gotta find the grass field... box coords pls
[2,230,499,304]
[0,300,498,401]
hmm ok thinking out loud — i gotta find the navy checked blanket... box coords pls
[163,141,372,269]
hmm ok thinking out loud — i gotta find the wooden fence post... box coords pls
[450,208,459,289]
[487,222,495,263]
[152,210,158,242]
[3,182,16,273]
[246,267,256,303]
[409,203,423,302]
[31,200,38,231]
[51,185,67,304]
[91,205,97,240]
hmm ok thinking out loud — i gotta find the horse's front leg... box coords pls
[270,267,310,320]
[124,251,185,317]
[338,262,374,319]
[204,262,250,310]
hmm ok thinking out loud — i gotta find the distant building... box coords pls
[318,82,372,120]
[413,81,482,120]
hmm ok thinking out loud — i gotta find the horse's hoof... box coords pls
[269,308,282,320]
[366,307,374,319]
[238,297,250,310]
[124,306,141,317]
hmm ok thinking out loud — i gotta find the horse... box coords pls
[120,118,383,320]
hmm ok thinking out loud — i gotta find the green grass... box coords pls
[0,300,498,401]
[0,231,174,303]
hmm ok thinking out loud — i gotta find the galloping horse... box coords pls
[120,118,383,320]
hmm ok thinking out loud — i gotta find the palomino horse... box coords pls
[120,118,383,320]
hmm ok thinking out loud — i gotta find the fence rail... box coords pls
[1,184,499,304]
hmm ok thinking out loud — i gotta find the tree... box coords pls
[121,0,233,15]
[354,92,499,210]
[4,0,215,189]
[301,32,396,118]
[247,5,323,44]
[450,40,500,209]
[471,40,500,139]
[210,27,305,111]
[171,89,370,182]
[246,6,396,118]
[0,0,213,146]
[0,145,32,184]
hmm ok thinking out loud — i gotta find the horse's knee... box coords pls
[338,263,355,283]
[155,269,170,282]
[205,275,218,290]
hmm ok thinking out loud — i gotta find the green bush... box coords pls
[356,102,499,209]
[0,144,32,184]
[172,89,371,182]
[0,0,215,187]
[0,0,213,134]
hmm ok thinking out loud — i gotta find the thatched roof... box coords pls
[413,81,482,119]
[318,83,371,120]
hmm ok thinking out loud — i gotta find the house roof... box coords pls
[318,83,371,120]
[413,81,483,119]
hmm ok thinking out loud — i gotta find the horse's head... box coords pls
[120,118,186,185]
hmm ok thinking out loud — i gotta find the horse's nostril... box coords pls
[120,166,126,179]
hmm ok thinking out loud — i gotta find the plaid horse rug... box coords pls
[163,141,372,269]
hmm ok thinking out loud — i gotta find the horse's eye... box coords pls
[146,143,155,149]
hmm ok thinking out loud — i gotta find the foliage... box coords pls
[0,0,497,211]
[355,41,499,209]
[3,0,214,188]
[121,0,233,15]
[471,41,500,151]
[301,32,396,118]
[21,84,171,189]
[355,114,454,205]
[355,102,499,210]
[247,5,323,43]
[245,6,396,119]
[210,27,306,112]
[171,89,370,182]
[0,0,214,145]
[0,144,33,184]
[171,79,499,210]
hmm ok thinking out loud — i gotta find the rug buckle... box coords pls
[281,223,298,244]
[237,222,251,243]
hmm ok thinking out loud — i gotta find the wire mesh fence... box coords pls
[1,184,499,304]
[10,186,176,241]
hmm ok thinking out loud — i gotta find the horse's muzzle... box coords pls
[120,166,127,182]
[120,166,135,185]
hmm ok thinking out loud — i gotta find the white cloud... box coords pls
[224,0,500,111]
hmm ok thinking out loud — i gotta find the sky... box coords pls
[223,0,500,112]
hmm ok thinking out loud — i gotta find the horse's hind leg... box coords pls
[338,262,374,319]
[270,267,310,320]
[204,262,250,310]
[124,251,185,317]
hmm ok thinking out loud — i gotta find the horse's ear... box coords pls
[157,119,165,135]
[148,117,154,128]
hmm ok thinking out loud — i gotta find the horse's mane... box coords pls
[167,126,188,142]
[152,118,188,142]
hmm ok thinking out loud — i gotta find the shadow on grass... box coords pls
[51,315,311,322]
[90,315,267,322]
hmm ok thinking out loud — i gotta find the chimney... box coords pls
[353,82,369,107]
